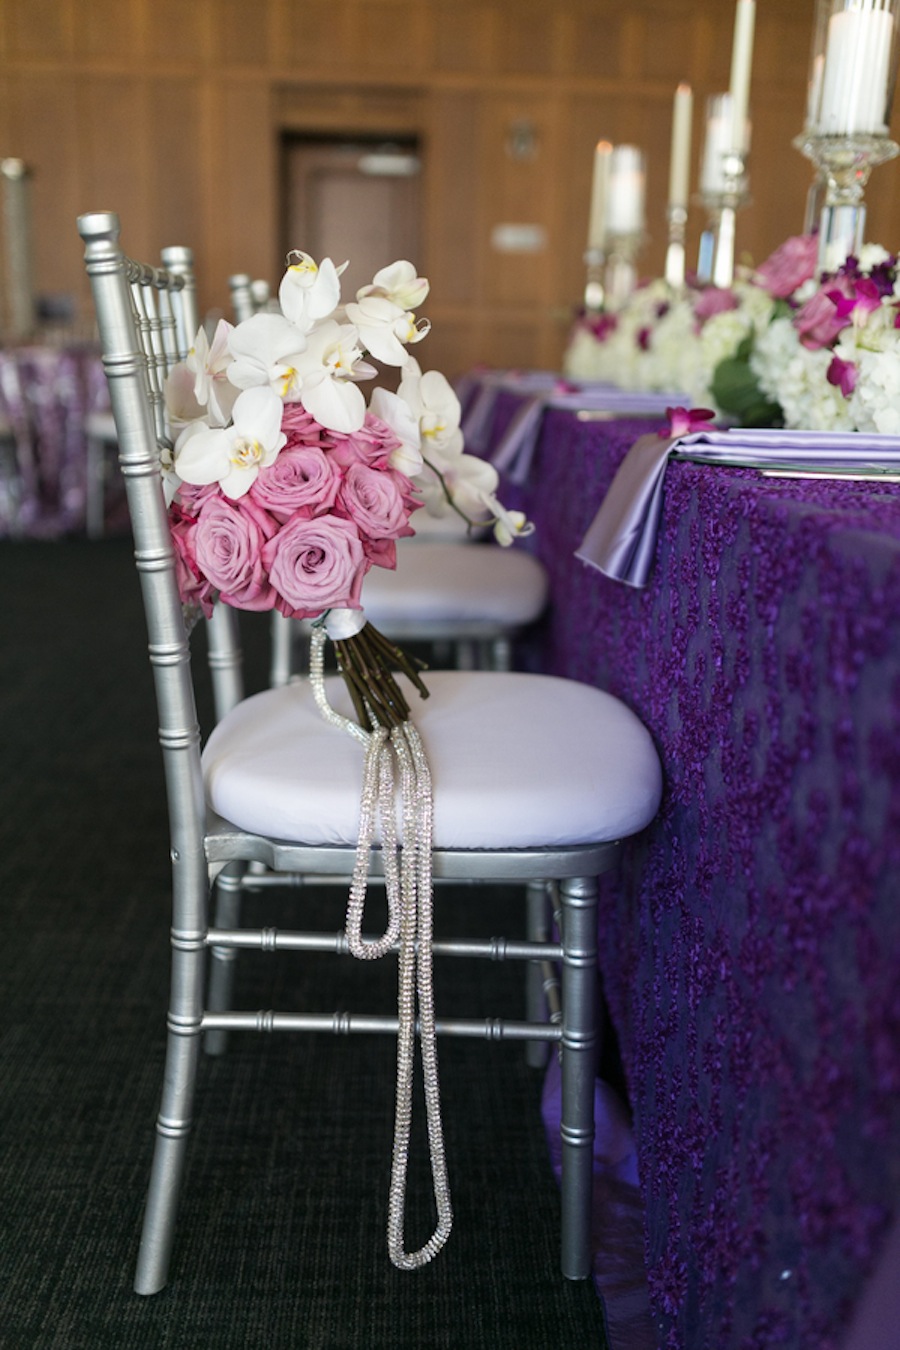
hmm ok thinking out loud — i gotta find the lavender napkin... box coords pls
[577,427,900,588]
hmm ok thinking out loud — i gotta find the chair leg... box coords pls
[525,880,551,1069]
[204,863,244,1056]
[558,875,599,1281]
[270,610,294,686]
[489,635,513,672]
[134,910,207,1295]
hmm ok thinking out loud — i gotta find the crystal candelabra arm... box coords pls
[695,148,749,289]
[799,132,900,272]
[664,204,688,291]
[604,231,643,309]
[582,246,607,312]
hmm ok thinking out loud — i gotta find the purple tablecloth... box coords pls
[477,384,900,1350]
[0,342,111,538]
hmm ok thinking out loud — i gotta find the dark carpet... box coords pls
[0,539,609,1350]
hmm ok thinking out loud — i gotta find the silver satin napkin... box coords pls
[577,427,900,589]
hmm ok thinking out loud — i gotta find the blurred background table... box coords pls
[0,340,116,539]
[469,376,900,1350]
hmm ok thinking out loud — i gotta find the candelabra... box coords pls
[799,132,899,271]
[797,0,900,271]
[664,204,688,291]
[603,232,642,309]
[696,149,749,289]
[582,246,607,313]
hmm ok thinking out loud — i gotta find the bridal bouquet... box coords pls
[162,251,532,726]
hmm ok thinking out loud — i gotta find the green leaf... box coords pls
[711,345,783,428]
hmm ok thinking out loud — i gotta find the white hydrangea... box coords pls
[751,316,854,431]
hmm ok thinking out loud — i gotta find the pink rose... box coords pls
[280,402,336,448]
[336,462,415,543]
[694,286,739,323]
[193,495,278,610]
[755,234,819,299]
[249,444,341,522]
[328,413,405,470]
[175,480,219,518]
[794,283,853,350]
[262,514,368,618]
[169,512,215,618]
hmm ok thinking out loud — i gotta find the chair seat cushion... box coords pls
[202,671,662,850]
[360,541,548,626]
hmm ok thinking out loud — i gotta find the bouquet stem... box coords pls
[333,623,430,731]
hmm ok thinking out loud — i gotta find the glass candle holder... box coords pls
[582,246,607,312]
[798,0,900,270]
[695,95,751,288]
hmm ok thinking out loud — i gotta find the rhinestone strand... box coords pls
[308,626,452,1268]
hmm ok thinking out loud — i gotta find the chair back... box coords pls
[78,211,240,872]
[228,272,272,322]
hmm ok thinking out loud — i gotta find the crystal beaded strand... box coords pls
[308,627,453,1267]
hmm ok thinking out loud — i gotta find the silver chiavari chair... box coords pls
[84,244,199,539]
[80,209,663,1299]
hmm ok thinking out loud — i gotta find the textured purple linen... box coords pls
[0,343,111,538]
[481,387,900,1350]
[577,426,900,589]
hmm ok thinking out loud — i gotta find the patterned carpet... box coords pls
[0,539,610,1350]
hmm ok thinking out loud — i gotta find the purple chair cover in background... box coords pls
[471,377,900,1350]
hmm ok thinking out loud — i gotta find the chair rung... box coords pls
[200,1010,562,1041]
[207,927,562,962]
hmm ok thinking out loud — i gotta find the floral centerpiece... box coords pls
[563,233,900,434]
[163,252,532,726]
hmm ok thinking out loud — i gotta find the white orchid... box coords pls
[483,495,534,546]
[278,252,346,331]
[368,386,424,477]
[358,260,429,311]
[416,445,500,522]
[344,294,430,366]
[292,320,376,433]
[398,362,465,457]
[227,313,309,400]
[174,386,287,499]
[188,320,239,426]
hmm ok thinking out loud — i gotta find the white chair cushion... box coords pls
[202,671,662,850]
[361,541,548,627]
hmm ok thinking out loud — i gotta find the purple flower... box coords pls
[826,355,857,397]
[662,406,716,438]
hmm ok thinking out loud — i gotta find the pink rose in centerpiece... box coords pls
[693,286,739,323]
[249,444,341,522]
[755,234,819,299]
[193,495,278,610]
[794,283,854,350]
[262,513,368,618]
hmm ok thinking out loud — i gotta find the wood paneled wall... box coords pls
[3,0,900,377]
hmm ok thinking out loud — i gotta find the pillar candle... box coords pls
[587,141,613,249]
[728,0,756,153]
[817,1,895,135]
[668,83,694,209]
[606,145,645,236]
[700,94,734,194]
